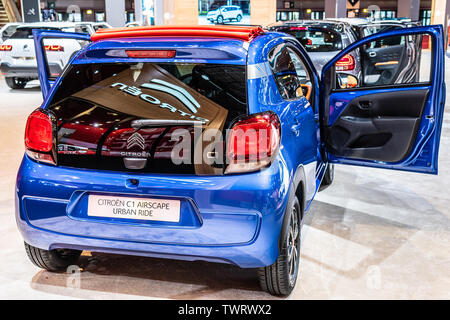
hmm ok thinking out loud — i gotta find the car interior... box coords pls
[268,44,313,103]
[325,88,429,162]
[324,34,431,163]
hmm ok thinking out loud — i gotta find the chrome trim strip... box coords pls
[131,119,205,128]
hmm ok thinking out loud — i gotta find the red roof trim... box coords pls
[91,25,264,42]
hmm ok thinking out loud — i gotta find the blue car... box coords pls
[16,25,445,296]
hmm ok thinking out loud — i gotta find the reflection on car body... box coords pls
[206,5,243,24]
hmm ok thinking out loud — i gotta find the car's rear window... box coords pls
[50,62,247,125]
[2,25,19,38]
[280,28,343,52]
[47,62,247,175]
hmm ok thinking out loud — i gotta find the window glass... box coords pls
[50,62,247,123]
[68,13,82,22]
[95,12,105,22]
[75,25,91,34]
[334,33,431,89]
[287,48,310,82]
[281,28,343,52]
[268,45,311,100]
[47,62,248,175]
[3,25,19,38]
[362,24,402,37]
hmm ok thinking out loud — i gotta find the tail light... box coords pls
[44,45,64,52]
[126,50,176,58]
[25,109,56,165]
[336,54,355,71]
[0,45,12,51]
[226,112,281,174]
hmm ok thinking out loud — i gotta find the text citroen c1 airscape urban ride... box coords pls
[15,25,446,296]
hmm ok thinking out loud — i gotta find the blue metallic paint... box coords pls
[17,152,290,267]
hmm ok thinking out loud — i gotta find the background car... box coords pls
[0,22,21,46]
[0,22,92,89]
[268,20,361,78]
[206,5,243,24]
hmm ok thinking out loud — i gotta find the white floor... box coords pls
[0,56,449,299]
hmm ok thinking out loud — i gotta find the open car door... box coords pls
[33,29,91,99]
[320,25,445,174]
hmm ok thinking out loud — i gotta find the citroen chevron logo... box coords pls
[127,132,145,150]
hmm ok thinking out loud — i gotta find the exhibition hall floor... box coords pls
[0,59,449,300]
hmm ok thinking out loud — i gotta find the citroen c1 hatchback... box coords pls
[16,25,445,296]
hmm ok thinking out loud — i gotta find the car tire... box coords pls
[258,195,302,296]
[319,163,334,192]
[236,15,242,22]
[216,15,224,24]
[5,77,27,89]
[24,242,82,272]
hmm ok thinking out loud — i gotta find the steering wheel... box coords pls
[295,82,312,101]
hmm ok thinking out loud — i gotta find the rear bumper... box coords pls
[16,155,292,268]
[1,62,62,78]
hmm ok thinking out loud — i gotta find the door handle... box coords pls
[358,100,373,110]
[368,51,377,57]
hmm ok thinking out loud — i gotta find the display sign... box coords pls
[198,0,250,25]
[347,0,360,9]
[21,0,41,23]
[347,0,360,17]
[88,194,181,222]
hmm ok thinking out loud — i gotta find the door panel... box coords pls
[320,25,445,174]
[326,88,428,162]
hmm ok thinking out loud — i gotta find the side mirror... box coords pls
[2,30,8,40]
[336,73,358,89]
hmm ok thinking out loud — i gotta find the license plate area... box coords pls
[87,194,181,223]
